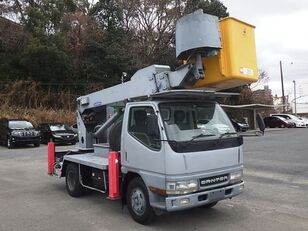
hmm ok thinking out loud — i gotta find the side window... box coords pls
[128,106,161,150]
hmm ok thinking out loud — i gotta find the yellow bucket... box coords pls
[193,17,258,90]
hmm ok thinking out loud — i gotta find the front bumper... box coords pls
[52,137,76,144]
[165,181,244,212]
[11,136,40,144]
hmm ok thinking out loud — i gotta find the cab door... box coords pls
[121,103,165,176]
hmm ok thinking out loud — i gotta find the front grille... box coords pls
[22,131,35,136]
[61,135,74,140]
[200,174,229,187]
[13,130,38,137]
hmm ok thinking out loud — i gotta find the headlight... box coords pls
[11,131,22,136]
[73,133,77,137]
[52,134,62,138]
[230,170,243,184]
[34,131,40,136]
[166,180,198,195]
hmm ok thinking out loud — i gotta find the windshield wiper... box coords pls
[180,133,215,147]
[154,138,186,150]
[217,132,238,142]
[191,133,216,142]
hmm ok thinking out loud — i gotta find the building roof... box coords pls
[221,104,284,110]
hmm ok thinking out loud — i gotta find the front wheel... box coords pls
[127,177,155,225]
[65,163,86,197]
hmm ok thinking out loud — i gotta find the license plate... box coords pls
[209,189,225,201]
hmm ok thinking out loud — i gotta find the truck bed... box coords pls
[64,153,108,170]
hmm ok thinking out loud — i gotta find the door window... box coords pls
[128,106,161,150]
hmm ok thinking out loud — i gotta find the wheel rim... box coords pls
[131,188,146,216]
[67,171,76,191]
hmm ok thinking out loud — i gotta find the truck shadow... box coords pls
[82,190,243,228]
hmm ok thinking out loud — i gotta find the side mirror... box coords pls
[147,114,160,138]
[256,113,265,134]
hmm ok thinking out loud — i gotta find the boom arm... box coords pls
[77,63,203,113]
[76,11,222,149]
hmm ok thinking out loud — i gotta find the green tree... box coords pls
[0,0,230,89]
[184,0,229,18]
[20,35,72,83]
[88,0,133,86]
[117,0,229,70]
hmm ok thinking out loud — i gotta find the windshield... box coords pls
[275,116,288,122]
[49,124,68,132]
[274,114,293,120]
[288,115,300,121]
[159,102,236,142]
[9,121,34,129]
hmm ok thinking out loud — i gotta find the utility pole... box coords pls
[280,61,286,112]
[293,80,297,116]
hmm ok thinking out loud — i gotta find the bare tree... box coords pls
[250,69,270,90]
[118,0,181,68]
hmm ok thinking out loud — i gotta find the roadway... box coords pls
[0,128,307,230]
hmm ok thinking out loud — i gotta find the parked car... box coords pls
[299,117,308,127]
[264,116,295,128]
[38,123,77,145]
[230,118,249,132]
[271,114,306,128]
[0,118,40,148]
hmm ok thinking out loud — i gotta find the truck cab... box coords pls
[121,99,243,214]
[52,95,244,224]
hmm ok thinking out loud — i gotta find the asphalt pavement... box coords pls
[0,128,308,231]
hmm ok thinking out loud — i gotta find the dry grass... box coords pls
[0,104,75,125]
[0,81,77,125]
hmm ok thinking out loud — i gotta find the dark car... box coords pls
[38,123,77,145]
[230,118,250,132]
[264,116,295,128]
[0,118,40,148]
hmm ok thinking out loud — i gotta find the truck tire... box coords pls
[109,122,122,151]
[126,177,155,225]
[65,163,85,197]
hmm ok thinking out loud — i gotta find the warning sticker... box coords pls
[240,67,254,76]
